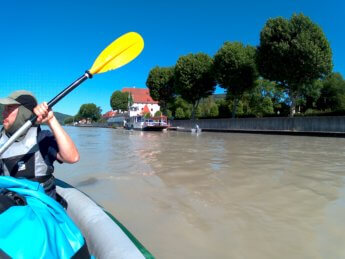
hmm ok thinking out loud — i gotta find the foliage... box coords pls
[146,66,175,115]
[214,42,258,117]
[239,79,280,117]
[110,91,131,111]
[198,96,219,118]
[229,99,244,116]
[154,110,162,117]
[175,108,185,119]
[257,13,333,116]
[216,99,231,118]
[316,72,345,111]
[76,103,102,122]
[209,104,219,117]
[292,80,323,113]
[174,53,216,119]
[171,96,192,119]
[166,109,173,119]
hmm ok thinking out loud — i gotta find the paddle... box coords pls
[0,32,144,156]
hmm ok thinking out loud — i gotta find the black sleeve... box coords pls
[37,130,63,164]
[0,159,3,175]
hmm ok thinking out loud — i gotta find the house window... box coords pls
[151,108,153,111]
[141,108,144,110]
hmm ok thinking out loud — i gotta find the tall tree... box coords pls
[146,66,175,115]
[77,103,101,122]
[257,13,333,116]
[174,53,216,120]
[214,42,258,117]
[110,90,131,111]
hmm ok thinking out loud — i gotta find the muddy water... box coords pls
[55,127,345,258]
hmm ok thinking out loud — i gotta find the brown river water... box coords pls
[54,126,345,259]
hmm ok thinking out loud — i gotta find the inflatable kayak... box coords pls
[56,179,154,259]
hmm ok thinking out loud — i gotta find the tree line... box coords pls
[64,103,102,124]
[146,13,342,119]
[65,13,344,124]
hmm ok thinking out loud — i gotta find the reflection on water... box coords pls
[55,127,345,258]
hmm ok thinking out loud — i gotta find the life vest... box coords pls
[0,176,90,258]
[0,127,55,194]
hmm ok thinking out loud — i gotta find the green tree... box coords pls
[257,13,333,116]
[77,103,102,122]
[199,96,219,117]
[175,107,185,119]
[146,66,175,115]
[214,42,258,118]
[173,96,192,119]
[240,79,282,117]
[154,110,162,117]
[166,109,173,119]
[229,99,244,116]
[174,53,216,120]
[294,80,323,113]
[317,72,345,111]
[209,104,219,117]
[110,90,131,111]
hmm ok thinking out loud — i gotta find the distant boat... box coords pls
[176,124,202,133]
[191,124,202,133]
[126,115,169,131]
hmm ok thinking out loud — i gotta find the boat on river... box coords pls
[176,124,202,133]
[56,179,153,258]
[126,115,169,131]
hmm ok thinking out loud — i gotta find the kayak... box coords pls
[56,179,154,259]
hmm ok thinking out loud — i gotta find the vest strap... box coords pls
[29,175,53,184]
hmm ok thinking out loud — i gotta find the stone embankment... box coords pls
[170,116,345,137]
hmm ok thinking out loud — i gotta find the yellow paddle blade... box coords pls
[89,32,144,75]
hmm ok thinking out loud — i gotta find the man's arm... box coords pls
[34,102,80,163]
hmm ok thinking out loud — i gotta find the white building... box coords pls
[122,87,160,117]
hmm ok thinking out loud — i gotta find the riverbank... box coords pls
[73,123,114,128]
[170,116,345,137]
[71,116,345,137]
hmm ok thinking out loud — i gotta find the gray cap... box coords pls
[0,90,38,111]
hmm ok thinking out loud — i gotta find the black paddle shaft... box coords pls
[29,71,92,124]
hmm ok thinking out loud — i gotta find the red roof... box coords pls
[102,110,117,118]
[122,88,158,104]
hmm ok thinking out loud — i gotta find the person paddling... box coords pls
[0,90,79,199]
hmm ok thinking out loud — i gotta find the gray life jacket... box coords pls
[0,127,54,182]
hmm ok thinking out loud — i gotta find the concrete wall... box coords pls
[171,116,345,133]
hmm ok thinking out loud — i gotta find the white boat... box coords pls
[176,124,202,133]
[56,179,153,259]
[126,115,169,131]
[191,124,202,133]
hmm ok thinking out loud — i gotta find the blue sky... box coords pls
[0,0,344,115]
